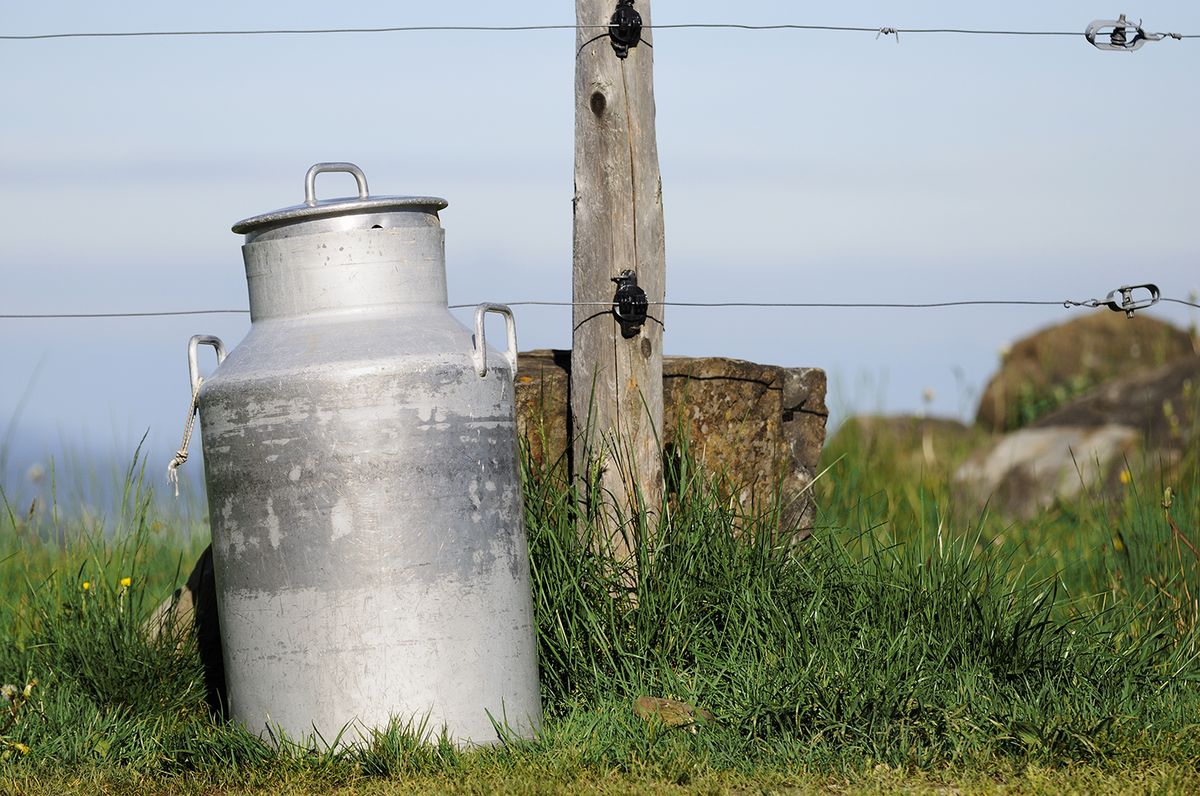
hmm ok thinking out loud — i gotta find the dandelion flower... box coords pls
[82,581,91,591]
[119,577,132,589]
[1119,469,1132,485]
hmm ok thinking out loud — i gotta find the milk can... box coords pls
[180,162,541,744]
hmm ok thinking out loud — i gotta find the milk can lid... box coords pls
[231,162,448,237]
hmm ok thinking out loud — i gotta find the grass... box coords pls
[0,427,1198,794]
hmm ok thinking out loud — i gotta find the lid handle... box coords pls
[304,162,369,207]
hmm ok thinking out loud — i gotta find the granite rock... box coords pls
[957,354,1199,518]
[975,313,1193,432]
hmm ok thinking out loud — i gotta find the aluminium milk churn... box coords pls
[182,162,541,744]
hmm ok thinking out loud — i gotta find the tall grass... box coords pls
[0,431,1197,790]
[529,440,1199,769]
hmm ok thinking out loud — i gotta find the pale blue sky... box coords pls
[2,2,1198,494]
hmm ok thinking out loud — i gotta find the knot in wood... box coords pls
[589,90,607,116]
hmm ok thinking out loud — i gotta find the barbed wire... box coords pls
[3,22,1196,42]
[4,294,1196,320]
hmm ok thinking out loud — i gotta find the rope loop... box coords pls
[166,377,203,497]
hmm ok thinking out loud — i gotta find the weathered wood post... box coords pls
[571,0,666,558]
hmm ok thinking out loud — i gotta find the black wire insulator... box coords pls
[609,0,643,59]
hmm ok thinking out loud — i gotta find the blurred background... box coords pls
[2,1,1197,507]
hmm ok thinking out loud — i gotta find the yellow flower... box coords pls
[119,577,132,589]
[82,581,91,591]
[1119,469,1132,485]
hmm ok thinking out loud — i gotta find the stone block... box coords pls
[515,350,828,534]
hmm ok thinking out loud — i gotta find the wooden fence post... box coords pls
[571,0,666,558]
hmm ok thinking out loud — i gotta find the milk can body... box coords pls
[191,164,541,744]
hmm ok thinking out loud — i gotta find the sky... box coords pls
[1,1,1198,500]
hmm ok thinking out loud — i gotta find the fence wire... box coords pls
[4,21,1196,42]
[3,295,1197,320]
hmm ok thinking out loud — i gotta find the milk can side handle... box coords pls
[168,335,228,496]
[188,335,228,393]
[304,162,369,207]
[473,304,517,379]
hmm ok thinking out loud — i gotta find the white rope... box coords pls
[166,377,203,497]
